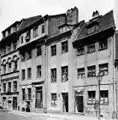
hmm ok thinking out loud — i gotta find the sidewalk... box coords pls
[9,110,115,120]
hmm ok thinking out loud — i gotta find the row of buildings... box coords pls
[0,7,118,118]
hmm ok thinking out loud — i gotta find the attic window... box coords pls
[87,25,99,34]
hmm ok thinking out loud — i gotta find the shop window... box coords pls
[99,39,108,50]
[77,68,85,79]
[61,66,68,82]
[51,68,57,83]
[99,63,108,76]
[77,46,85,56]
[87,43,95,53]
[51,93,57,107]
[51,45,56,56]
[61,41,68,53]
[87,65,96,77]
[88,91,96,104]
[100,90,108,104]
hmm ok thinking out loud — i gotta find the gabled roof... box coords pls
[18,15,42,33]
[76,10,115,40]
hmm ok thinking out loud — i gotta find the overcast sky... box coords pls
[0,0,115,38]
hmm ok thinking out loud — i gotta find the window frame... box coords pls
[99,39,108,51]
[87,43,95,53]
[51,45,56,56]
[99,63,108,76]
[87,65,96,77]
[87,91,96,105]
[51,93,57,107]
[61,41,68,53]
[37,65,42,78]
[51,68,57,83]
[61,66,68,82]
[27,68,31,80]
[77,68,85,79]
[76,45,85,56]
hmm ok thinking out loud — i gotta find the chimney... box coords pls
[92,10,99,19]
[66,7,79,25]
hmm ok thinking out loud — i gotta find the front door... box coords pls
[62,93,68,112]
[13,97,17,110]
[75,95,83,112]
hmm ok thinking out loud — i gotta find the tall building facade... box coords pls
[0,7,117,119]
[0,21,22,110]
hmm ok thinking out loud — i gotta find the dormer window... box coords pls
[87,25,99,34]
[41,24,45,34]
[25,31,30,42]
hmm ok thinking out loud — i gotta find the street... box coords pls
[0,110,111,120]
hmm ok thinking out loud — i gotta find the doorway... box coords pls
[75,95,83,112]
[62,93,68,112]
[13,97,17,110]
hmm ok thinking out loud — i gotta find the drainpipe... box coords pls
[43,16,48,113]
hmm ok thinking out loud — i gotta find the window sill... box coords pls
[77,53,85,56]
[87,51,95,54]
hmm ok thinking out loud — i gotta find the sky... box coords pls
[0,0,115,38]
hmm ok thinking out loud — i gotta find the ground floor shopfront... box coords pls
[19,82,45,112]
[2,94,19,110]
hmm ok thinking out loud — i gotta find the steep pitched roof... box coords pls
[18,15,42,33]
[76,10,115,40]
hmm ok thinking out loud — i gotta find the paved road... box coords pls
[0,111,53,120]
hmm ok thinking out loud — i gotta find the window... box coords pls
[61,41,68,53]
[99,63,108,76]
[41,24,45,34]
[8,82,11,93]
[77,68,85,79]
[13,81,17,92]
[100,90,108,104]
[21,36,23,43]
[22,69,25,80]
[51,45,56,56]
[88,91,96,104]
[37,65,41,78]
[21,53,25,61]
[51,93,57,107]
[3,83,6,93]
[26,50,32,60]
[77,46,84,56]
[51,68,57,83]
[37,46,42,56]
[7,44,11,53]
[87,65,96,77]
[3,64,6,74]
[35,87,43,108]
[13,41,17,50]
[33,26,38,38]
[8,63,11,72]
[13,61,17,71]
[25,31,30,42]
[87,43,95,53]
[27,88,31,100]
[99,39,107,50]
[61,66,68,82]
[87,25,99,34]
[27,68,31,79]
[22,89,25,101]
